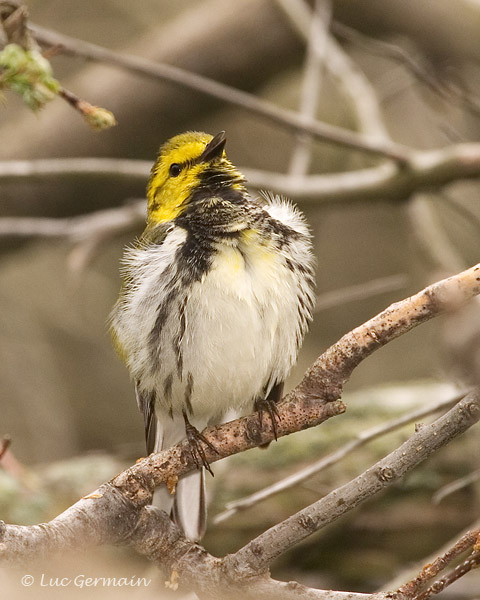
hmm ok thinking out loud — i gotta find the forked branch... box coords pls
[1,265,480,600]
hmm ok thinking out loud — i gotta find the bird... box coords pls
[110,131,315,541]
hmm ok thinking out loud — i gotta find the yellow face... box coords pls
[146,131,230,224]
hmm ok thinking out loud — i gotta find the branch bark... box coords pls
[396,527,480,599]
[27,21,408,162]
[1,140,480,213]
[223,389,480,576]
[214,391,463,523]
[1,266,479,598]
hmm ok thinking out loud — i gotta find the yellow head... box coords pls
[146,131,245,225]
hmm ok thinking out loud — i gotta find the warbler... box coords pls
[110,131,315,541]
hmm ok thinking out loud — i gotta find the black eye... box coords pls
[169,163,182,177]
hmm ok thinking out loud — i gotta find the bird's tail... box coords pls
[172,468,206,541]
[153,415,207,542]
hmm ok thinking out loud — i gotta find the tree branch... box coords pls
[1,266,480,598]
[243,142,480,201]
[0,157,149,182]
[331,21,480,121]
[291,263,480,404]
[276,0,390,141]
[395,526,480,599]
[214,390,463,524]
[287,0,331,177]
[432,468,480,505]
[223,389,480,576]
[1,140,480,213]
[0,200,145,240]
[313,274,408,312]
[26,21,410,162]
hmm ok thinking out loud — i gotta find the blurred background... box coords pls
[0,0,480,597]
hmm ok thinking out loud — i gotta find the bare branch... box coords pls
[413,552,480,600]
[276,0,390,141]
[395,527,480,599]
[243,142,480,201]
[293,263,480,404]
[432,469,480,505]
[1,394,477,599]
[332,21,480,121]
[314,274,408,312]
[0,200,145,240]
[1,267,480,596]
[127,507,387,600]
[1,139,480,208]
[0,157,149,181]
[288,0,331,177]
[27,22,410,162]
[224,389,480,575]
[214,391,463,524]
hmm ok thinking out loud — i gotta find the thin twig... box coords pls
[395,527,480,598]
[27,22,410,162]
[0,199,145,239]
[58,87,116,130]
[332,21,480,121]
[314,274,408,312]
[214,391,463,524]
[276,0,390,141]
[288,0,330,177]
[413,551,480,600]
[222,390,480,576]
[432,468,480,505]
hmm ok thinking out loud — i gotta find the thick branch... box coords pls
[1,141,480,213]
[214,391,462,523]
[244,142,480,201]
[294,263,480,404]
[0,267,479,598]
[224,389,480,575]
[111,262,480,498]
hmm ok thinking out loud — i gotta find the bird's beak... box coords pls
[199,131,226,163]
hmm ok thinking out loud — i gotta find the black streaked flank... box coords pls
[149,285,178,356]
[164,372,173,401]
[185,372,194,416]
[173,296,187,379]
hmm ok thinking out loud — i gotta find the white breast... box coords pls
[111,197,314,429]
[176,236,302,420]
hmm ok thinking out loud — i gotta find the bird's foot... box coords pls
[254,396,280,441]
[183,412,218,476]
